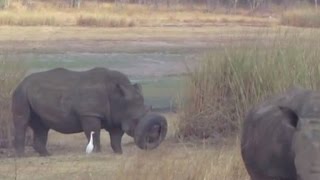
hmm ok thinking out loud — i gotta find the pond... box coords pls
[2,43,210,111]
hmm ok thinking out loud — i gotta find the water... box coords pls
[2,50,202,111]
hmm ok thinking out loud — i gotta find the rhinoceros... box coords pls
[12,67,167,157]
[241,87,320,180]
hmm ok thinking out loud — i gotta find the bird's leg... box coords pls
[80,116,101,153]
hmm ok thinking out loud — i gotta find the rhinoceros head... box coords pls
[109,82,146,130]
[279,106,320,180]
[109,82,167,150]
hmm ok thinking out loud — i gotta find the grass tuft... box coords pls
[77,15,136,27]
[177,31,320,139]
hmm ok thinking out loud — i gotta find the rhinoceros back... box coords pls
[19,68,112,133]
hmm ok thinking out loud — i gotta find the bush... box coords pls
[0,12,59,26]
[77,15,136,27]
[177,32,320,139]
[281,9,320,28]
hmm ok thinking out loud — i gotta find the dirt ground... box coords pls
[0,112,177,156]
[0,26,286,54]
[0,113,247,180]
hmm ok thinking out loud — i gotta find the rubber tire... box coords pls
[134,113,167,150]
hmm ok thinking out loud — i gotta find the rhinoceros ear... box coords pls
[116,84,133,99]
[133,83,142,93]
[279,106,299,128]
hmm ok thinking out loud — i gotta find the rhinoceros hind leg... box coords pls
[13,112,30,157]
[12,88,31,157]
[13,115,28,157]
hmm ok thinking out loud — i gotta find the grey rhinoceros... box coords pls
[12,67,167,157]
[241,87,320,180]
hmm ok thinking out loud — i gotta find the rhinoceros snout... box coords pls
[134,113,167,150]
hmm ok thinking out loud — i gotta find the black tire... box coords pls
[134,113,167,150]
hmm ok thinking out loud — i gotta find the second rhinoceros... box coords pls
[241,87,320,180]
[12,67,167,157]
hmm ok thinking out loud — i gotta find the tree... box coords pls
[247,0,264,10]
[233,0,238,11]
[71,0,81,8]
[0,0,9,9]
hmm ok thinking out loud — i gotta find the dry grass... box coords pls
[0,1,274,27]
[281,8,320,28]
[0,11,60,26]
[0,60,28,148]
[177,30,320,139]
[77,15,136,27]
[115,143,248,180]
[0,112,248,180]
[0,136,248,180]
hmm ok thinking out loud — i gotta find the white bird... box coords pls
[86,131,95,154]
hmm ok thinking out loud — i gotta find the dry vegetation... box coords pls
[0,113,249,180]
[0,145,249,180]
[0,60,28,148]
[115,142,248,180]
[177,30,320,139]
[0,1,275,27]
[2,0,320,28]
[281,8,320,28]
[0,0,320,28]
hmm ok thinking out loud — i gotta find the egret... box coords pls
[86,131,95,154]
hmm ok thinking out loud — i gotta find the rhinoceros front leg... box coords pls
[32,127,50,156]
[12,90,31,157]
[109,129,124,154]
[81,116,102,153]
[33,129,50,156]
[29,116,51,156]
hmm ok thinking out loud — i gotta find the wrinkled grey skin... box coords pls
[241,87,320,180]
[12,67,167,157]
